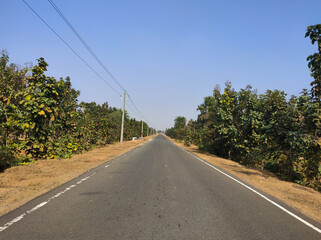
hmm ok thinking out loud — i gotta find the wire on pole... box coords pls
[23,0,155,129]
[22,0,122,97]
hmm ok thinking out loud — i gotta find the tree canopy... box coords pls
[0,52,154,171]
[166,25,321,191]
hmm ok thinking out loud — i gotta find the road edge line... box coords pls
[0,137,156,233]
[176,144,321,234]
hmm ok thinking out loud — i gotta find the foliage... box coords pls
[0,53,150,171]
[305,24,321,103]
[165,23,321,191]
[165,116,187,141]
[167,82,321,190]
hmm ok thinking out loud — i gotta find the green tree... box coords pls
[0,52,149,171]
[305,24,321,103]
[174,116,187,140]
[20,58,71,158]
[0,51,28,168]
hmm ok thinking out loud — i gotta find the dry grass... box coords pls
[0,136,155,216]
[167,137,321,224]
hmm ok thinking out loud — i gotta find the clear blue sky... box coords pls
[1,0,320,130]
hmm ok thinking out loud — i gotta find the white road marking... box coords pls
[27,202,48,214]
[0,200,48,232]
[53,192,62,198]
[0,173,94,233]
[0,213,26,232]
[0,141,142,233]
[177,145,321,234]
[81,176,90,182]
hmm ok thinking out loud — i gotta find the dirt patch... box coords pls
[0,136,155,216]
[167,137,321,224]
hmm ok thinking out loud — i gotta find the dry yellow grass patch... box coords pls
[0,136,155,216]
[167,137,321,224]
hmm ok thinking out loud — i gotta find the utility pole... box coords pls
[120,92,126,143]
[141,120,144,138]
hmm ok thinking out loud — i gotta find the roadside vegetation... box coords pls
[0,53,153,171]
[166,24,321,191]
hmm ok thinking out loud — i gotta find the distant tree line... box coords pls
[166,24,321,191]
[0,52,154,171]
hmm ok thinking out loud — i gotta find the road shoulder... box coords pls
[166,136,321,224]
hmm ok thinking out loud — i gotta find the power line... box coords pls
[47,0,126,93]
[127,94,151,125]
[46,0,153,126]
[22,0,122,97]
[125,99,148,123]
[126,102,140,119]
[23,0,153,128]
[127,102,151,128]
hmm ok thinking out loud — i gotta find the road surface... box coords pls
[0,134,320,239]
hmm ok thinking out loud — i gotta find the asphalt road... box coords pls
[0,134,320,239]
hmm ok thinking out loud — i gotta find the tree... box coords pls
[305,24,321,102]
[166,80,321,190]
[0,52,149,171]
[174,116,187,140]
[0,51,28,169]
[305,25,321,137]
